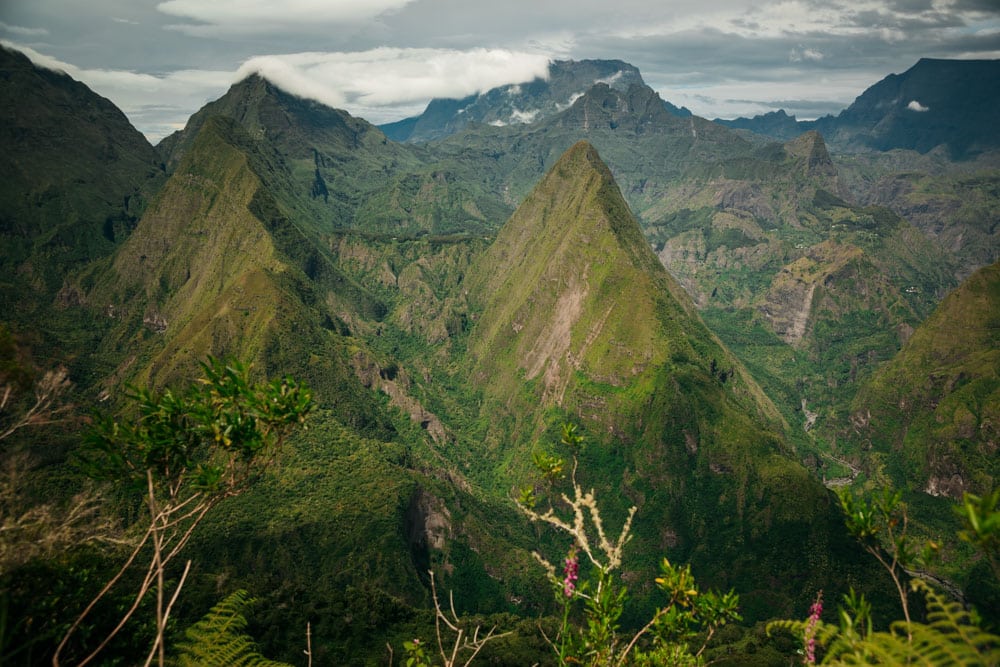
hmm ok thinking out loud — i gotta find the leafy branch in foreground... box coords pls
[0,452,119,576]
[769,486,1000,665]
[957,488,1000,581]
[517,423,739,666]
[0,324,74,445]
[53,357,312,667]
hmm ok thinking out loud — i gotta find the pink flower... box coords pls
[803,590,823,665]
[563,549,579,598]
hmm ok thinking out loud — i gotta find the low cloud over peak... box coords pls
[235,48,552,112]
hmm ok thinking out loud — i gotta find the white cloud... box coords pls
[790,47,824,62]
[6,41,550,140]
[907,99,929,111]
[235,48,551,107]
[157,0,417,36]
[509,108,540,123]
[0,21,49,37]
[559,91,586,110]
[595,70,625,85]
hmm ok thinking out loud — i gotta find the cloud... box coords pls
[0,21,49,37]
[907,99,930,111]
[790,47,824,62]
[157,0,417,36]
[5,41,552,140]
[235,48,552,109]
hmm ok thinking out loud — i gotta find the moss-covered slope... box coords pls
[158,75,510,237]
[852,260,1000,497]
[80,115,391,435]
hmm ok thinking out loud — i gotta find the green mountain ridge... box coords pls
[719,58,1000,160]
[77,114,394,438]
[159,75,512,239]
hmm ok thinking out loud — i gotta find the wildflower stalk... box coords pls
[803,591,822,665]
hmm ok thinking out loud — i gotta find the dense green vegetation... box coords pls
[2,49,999,664]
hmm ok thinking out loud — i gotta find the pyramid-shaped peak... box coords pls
[551,140,615,182]
[476,140,663,285]
[784,130,837,178]
[467,137,783,448]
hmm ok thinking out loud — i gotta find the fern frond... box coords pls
[174,589,293,667]
[767,618,841,646]
[824,581,1000,666]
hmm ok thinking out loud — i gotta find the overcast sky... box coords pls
[2,0,998,143]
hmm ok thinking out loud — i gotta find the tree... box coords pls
[53,357,312,667]
[0,325,112,577]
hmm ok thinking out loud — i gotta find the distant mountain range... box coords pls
[385,57,999,160]
[717,58,1000,159]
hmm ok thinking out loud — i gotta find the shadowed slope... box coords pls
[853,260,1000,498]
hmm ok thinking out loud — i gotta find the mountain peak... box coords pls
[158,68,380,169]
[379,58,684,142]
[471,140,662,302]
[468,141,746,426]
[784,130,836,178]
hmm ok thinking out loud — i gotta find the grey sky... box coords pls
[2,0,998,142]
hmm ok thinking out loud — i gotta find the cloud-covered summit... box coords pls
[235,49,551,113]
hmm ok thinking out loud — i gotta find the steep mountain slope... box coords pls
[851,260,1000,498]
[462,141,892,620]
[429,79,750,216]
[719,58,1000,159]
[80,115,391,434]
[158,75,510,237]
[380,59,691,143]
[0,46,163,319]
[1,56,946,662]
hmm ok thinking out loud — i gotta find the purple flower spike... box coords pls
[562,549,579,597]
[803,590,823,665]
